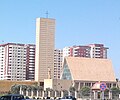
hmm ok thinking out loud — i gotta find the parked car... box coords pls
[46,97,51,99]
[0,94,25,100]
[60,96,76,100]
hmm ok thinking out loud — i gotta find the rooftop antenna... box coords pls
[45,11,49,18]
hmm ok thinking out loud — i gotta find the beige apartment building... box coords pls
[35,18,55,85]
[54,49,63,79]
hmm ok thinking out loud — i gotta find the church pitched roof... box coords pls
[62,57,116,82]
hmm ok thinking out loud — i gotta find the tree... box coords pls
[80,86,90,97]
[104,88,109,98]
[46,88,51,97]
[111,87,120,99]
[46,88,51,91]
[69,86,76,96]
[69,86,76,92]
[31,85,37,91]
[26,85,32,92]
[37,86,44,92]
[20,85,27,95]
[26,85,32,96]
[10,84,20,94]
[36,86,44,96]
[31,85,37,96]
[20,85,27,91]
[62,89,68,97]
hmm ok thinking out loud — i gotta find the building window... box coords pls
[61,63,72,80]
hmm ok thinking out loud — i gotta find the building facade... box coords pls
[89,44,108,59]
[44,57,117,92]
[25,44,35,80]
[55,44,108,80]
[63,46,90,59]
[63,44,108,59]
[61,57,116,90]
[35,18,55,84]
[54,49,63,79]
[0,43,35,81]
[0,43,26,81]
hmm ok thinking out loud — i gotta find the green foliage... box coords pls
[111,86,120,99]
[69,86,75,92]
[7,91,11,94]
[33,82,38,86]
[26,85,32,91]
[36,85,44,91]
[10,84,44,94]
[32,85,37,91]
[10,84,20,94]
[20,85,27,91]
[69,86,76,96]
[46,88,51,91]
[63,89,68,97]
[104,88,109,96]
[80,86,90,96]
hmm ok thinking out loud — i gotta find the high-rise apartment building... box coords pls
[54,49,63,79]
[25,44,35,80]
[35,18,55,84]
[54,44,108,80]
[0,43,26,81]
[89,44,108,59]
[63,46,90,59]
[63,44,108,59]
[0,43,35,81]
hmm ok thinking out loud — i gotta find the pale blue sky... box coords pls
[0,0,120,79]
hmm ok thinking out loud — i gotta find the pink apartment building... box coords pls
[63,44,108,59]
[0,43,35,81]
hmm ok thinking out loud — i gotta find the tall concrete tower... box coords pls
[35,18,55,85]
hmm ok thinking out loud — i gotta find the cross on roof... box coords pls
[45,11,49,18]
